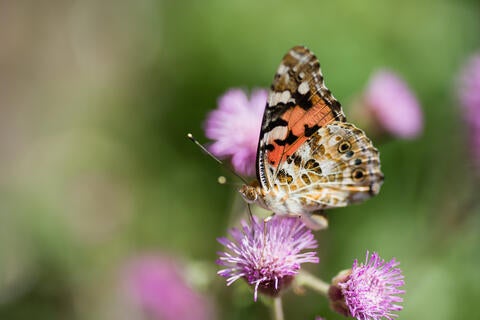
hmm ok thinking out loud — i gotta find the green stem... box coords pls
[273,297,284,320]
[296,271,330,297]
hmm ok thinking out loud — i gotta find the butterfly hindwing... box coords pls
[271,121,383,212]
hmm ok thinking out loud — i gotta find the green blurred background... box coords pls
[0,0,479,319]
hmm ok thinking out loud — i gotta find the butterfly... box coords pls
[239,46,384,229]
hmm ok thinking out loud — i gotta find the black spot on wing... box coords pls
[274,131,298,146]
[278,169,293,184]
[259,101,292,139]
[266,101,295,113]
[287,153,300,165]
[267,117,288,129]
[304,124,320,137]
[292,90,313,110]
[260,118,288,139]
[264,144,275,151]
[301,174,311,185]
[293,154,302,166]
[304,159,319,169]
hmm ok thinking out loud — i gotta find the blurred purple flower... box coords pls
[217,216,319,301]
[364,70,422,139]
[330,251,405,320]
[458,53,480,172]
[459,54,480,117]
[124,255,214,320]
[204,88,267,176]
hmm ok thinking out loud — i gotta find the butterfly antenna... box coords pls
[187,133,249,184]
[217,176,244,187]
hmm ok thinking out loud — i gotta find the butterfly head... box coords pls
[239,181,262,204]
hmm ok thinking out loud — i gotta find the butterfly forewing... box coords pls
[257,46,346,190]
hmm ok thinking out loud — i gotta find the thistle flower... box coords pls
[458,53,480,173]
[217,216,319,301]
[360,70,422,139]
[204,88,267,176]
[123,254,214,320]
[328,251,405,320]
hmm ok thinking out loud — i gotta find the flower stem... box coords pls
[296,271,330,297]
[273,297,284,320]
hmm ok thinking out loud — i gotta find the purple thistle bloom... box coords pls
[204,88,267,176]
[458,53,480,173]
[217,216,319,301]
[334,251,405,320]
[459,54,480,117]
[123,254,214,320]
[364,70,422,139]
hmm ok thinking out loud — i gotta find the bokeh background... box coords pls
[1,0,479,319]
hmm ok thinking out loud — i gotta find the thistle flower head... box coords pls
[364,70,422,139]
[217,216,319,301]
[204,88,267,176]
[330,251,405,320]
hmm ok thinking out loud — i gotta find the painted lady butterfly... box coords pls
[239,46,384,229]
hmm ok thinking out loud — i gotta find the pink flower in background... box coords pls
[458,53,480,173]
[364,70,422,139]
[217,216,319,301]
[204,88,267,176]
[329,251,405,320]
[124,255,214,320]
[459,54,480,118]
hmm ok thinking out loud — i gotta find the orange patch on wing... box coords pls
[267,139,295,167]
[293,98,334,133]
[266,98,334,168]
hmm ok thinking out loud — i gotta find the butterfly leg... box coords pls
[300,211,328,231]
[263,213,275,239]
[247,204,255,225]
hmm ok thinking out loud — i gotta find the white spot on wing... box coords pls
[289,49,310,63]
[269,126,288,140]
[269,90,293,105]
[277,64,289,75]
[298,81,309,95]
